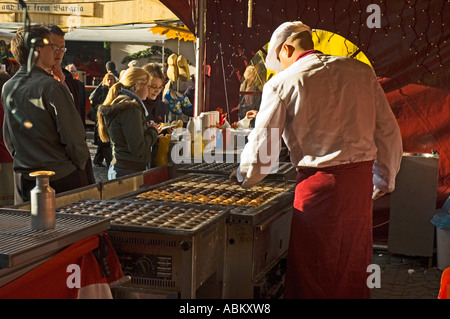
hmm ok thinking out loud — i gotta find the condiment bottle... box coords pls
[193,130,204,159]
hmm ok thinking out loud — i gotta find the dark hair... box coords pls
[44,24,65,36]
[106,61,116,71]
[11,25,51,65]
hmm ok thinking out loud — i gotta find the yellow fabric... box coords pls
[266,29,372,79]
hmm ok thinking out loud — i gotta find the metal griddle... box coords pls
[57,199,230,236]
[0,209,110,269]
[118,173,295,225]
[176,161,296,180]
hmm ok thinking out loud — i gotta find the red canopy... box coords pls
[160,0,450,203]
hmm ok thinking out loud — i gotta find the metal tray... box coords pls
[176,161,296,180]
[0,208,110,268]
[57,199,230,236]
[117,173,295,225]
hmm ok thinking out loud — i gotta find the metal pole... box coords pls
[194,0,205,117]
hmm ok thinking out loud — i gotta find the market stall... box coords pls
[160,0,450,206]
[1,0,449,301]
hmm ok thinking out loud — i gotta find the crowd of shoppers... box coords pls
[0,23,182,202]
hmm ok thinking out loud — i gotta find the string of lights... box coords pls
[205,0,448,94]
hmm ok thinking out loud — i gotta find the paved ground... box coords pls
[86,127,108,182]
[86,126,446,300]
[370,248,443,299]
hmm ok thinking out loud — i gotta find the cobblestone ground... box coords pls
[86,127,108,183]
[85,127,445,300]
[371,249,443,299]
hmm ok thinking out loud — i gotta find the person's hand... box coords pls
[372,186,387,200]
[147,120,159,130]
[52,65,65,83]
[229,169,240,185]
[165,126,175,135]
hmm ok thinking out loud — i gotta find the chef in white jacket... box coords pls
[230,21,403,299]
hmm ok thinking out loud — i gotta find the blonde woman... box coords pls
[97,67,159,179]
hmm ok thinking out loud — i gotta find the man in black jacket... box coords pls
[2,25,91,203]
[44,24,95,184]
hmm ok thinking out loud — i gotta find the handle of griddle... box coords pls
[256,207,292,232]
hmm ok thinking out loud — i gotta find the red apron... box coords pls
[284,161,374,299]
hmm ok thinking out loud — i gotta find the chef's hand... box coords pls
[372,186,387,200]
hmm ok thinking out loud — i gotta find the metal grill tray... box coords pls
[0,209,110,269]
[118,174,295,225]
[176,162,296,180]
[57,199,230,236]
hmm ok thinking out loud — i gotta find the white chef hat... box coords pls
[265,21,312,72]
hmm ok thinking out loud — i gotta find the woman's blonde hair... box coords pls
[241,63,266,91]
[102,67,150,106]
[102,72,118,86]
[98,67,150,142]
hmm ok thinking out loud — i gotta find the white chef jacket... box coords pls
[237,52,403,192]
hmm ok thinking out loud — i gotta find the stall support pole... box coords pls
[194,0,206,117]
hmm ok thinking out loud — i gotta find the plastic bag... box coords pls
[431,209,450,229]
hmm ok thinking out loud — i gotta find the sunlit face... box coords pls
[147,77,164,100]
[105,75,116,88]
[134,80,150,100]
[68,65,77,79]
[48,34,66,66]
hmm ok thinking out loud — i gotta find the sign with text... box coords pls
[0,3,94,16]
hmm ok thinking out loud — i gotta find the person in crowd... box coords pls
[239,63,266,121]
[89,72,117,167]
[44,25,81,121]
[230,21,403,299]
[97,67,159,180]
[142,63,173,168]
[2,25,91,203]
[142,63,168,123]
[105,60,119,78]
[44,24,95,184]
[0,70,14,206]
[66,63,86,125]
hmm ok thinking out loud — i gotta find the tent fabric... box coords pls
[386,82,450,202]
[160,0,450,203]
